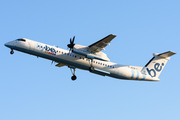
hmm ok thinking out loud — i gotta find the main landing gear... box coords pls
[10,49,14,54]
[89,59,94,72]
[68,58,95,81]
[69,66,77,81]
[89,66,94,72]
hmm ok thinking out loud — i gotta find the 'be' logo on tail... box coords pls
[146,63,164,77]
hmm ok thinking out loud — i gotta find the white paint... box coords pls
[4,38,176,81]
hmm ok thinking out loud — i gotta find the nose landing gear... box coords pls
[69,66,77,81]
[71,75,77,80]
[10,49,14,54]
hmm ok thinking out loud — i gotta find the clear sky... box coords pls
[1,0,180,120]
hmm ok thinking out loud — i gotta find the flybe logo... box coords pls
[146,63,164,77]
[37,43,56,55]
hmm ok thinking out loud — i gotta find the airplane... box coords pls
[4,34,176,81]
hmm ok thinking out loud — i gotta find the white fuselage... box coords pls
[5,38,159,81]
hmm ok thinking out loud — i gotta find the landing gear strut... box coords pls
[89,59,94,72]
[69,66,77,81]
[10,49,14,54]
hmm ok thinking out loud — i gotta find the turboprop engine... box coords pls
[72,44,110,61]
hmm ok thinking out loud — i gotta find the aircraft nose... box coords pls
[4,42,8,47]
[4,41,14,48]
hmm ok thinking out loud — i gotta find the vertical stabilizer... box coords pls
[141,51,176,78]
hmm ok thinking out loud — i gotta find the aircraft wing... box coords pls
[55,63,65,67]
[88,34,116,52]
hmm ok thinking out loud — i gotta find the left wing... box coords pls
[55,63,65,67]
[88,34,116,52]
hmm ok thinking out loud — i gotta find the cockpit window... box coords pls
[16,39,26,42]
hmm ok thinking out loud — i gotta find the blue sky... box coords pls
[1,0,180,120]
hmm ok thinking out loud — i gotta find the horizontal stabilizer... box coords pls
[156,51,176,58]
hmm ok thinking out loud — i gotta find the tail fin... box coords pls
[141,51,176,78]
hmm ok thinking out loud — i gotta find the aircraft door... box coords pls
[28,42,31,50]
[28,41,34,50]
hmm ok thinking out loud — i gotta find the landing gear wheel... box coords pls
[69,67,77,81]
[10,50,14,54]
[71,75,77,81]
[89,66,94,72]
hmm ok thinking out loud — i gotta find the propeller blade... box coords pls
[72,36,75,43]
[67,36,75,51]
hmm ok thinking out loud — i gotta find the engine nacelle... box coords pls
[73,44,110,61]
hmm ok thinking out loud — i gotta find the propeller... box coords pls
[67,36,75,52]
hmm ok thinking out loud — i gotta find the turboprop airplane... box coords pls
[4,34,176,81]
